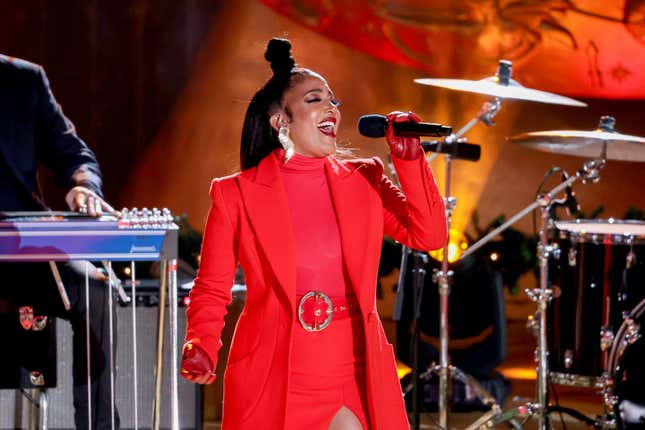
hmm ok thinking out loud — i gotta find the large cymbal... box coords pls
[414,60,587,107]
[509,116,645,162]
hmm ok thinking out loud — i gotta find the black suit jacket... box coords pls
[0,54,102,210]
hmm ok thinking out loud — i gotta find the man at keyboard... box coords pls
[0,54,119,430]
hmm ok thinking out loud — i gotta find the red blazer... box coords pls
[186,150,446,429]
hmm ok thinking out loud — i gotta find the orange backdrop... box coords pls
[126,0,645,246]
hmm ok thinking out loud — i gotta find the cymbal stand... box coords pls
[422,96,503,430]
[390,99,503,429]
[389,97,504,430]
[459,157,605,430]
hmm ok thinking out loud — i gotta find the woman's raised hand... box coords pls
[385,111,424,160]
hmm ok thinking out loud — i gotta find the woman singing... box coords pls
[181,38,447,430]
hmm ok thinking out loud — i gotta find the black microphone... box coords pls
[566,187,580,216]
[562,173,580,216]
[358,114,452,138]
[421,141,481,162]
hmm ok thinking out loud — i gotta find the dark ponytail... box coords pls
[240,38,304,170]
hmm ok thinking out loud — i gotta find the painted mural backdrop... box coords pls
[260,0,645,99]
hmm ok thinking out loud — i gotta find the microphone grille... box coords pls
[357,114,387,138]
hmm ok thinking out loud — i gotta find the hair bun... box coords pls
[264,38,295,77]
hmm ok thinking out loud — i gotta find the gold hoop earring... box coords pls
[278,123,294,163]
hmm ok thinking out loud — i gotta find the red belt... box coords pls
[296,292,360,332]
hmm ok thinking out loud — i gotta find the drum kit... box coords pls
[404,60,645,430]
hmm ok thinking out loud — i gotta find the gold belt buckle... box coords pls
[298,291,333,332]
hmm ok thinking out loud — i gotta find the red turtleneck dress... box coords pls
[279,153,369,429]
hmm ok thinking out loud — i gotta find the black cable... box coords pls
[19,388,40,407]
[532,166,564,242]
[516,413,532,429]
[550,380,567,430]
[547,405,600,429]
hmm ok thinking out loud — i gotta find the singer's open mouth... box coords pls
[317,117,337,137]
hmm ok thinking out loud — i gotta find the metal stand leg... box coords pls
[152,260,167,430]
[131,261,139,430]
[38,389,48,430]
[437,261,452,430]
[151,259,179,430]
[107,261,116,430]
[48,261,71,311]
[168,259,180,430]
[23,388,47,430]
[26,389,37,430]
[437,155,454,430]
[537,205,551,430]
[84,264,93,430]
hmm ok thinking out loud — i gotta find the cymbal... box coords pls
[509,117,645,162]
[414,60,587,107]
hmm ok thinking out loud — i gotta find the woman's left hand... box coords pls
[385,111,423,160]
[180,340,216,385]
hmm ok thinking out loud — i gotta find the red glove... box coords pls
[385,111,423,160]
[181,339,216,384]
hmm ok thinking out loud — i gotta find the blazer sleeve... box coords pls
[379,153,447,251]
[32,65,103,195]
[185,178,238,367]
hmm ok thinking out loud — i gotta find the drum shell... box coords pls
[609,298,645,430]
[548,226,645,379]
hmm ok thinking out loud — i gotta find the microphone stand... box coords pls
[390,98,503,430]
[425,97,503,430]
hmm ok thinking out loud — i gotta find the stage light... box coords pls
[428,228,468,263]
[500,367,536,381]
[396,360,412,380]
[489,251,500,262]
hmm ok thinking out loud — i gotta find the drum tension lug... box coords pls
[537,243,559,261]
[600,326,615,352]
[524,288,556,303]
[623,317,641,345]
[526,313,539,337]
[432,269,454,288]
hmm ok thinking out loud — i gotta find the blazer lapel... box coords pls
[237,152,297,312]
[325,158,377,313]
